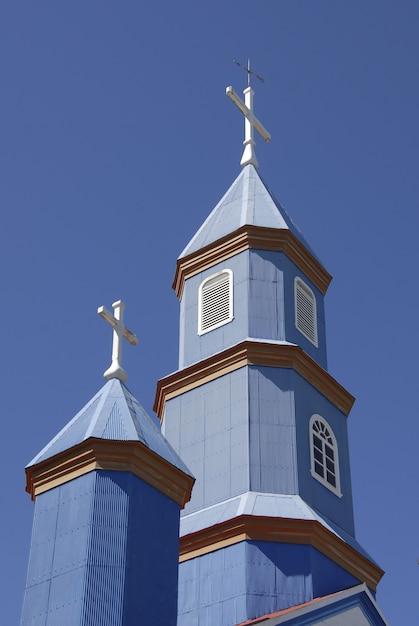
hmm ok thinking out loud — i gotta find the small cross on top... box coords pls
[226,58,271,168]
[98,300,138,382]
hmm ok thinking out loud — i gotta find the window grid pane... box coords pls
[311,416,340,496]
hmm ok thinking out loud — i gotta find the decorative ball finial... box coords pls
[226,58,271,168]
[98,300,138,382]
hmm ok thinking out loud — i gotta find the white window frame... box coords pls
[309,414,342,497]
[294,277,318,347]
[198,269,233,335]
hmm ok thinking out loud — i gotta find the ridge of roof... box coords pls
[27,378,192,477]
[180,164,321,264]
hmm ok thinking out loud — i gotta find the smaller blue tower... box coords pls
[21,301,194,625]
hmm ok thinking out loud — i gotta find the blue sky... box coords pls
[2,2,418,624]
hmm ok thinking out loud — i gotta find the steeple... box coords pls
[155,78,384,625]
[21,302,194,625]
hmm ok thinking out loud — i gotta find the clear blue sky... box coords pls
[2,2,418,624]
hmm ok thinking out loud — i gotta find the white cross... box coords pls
[98,300,138,383]
[226,61,271,168]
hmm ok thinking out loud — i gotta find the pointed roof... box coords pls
[28,378,192,477]
[180,164,320,263]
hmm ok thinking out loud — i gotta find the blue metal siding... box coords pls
[293,375,355,536]
[178,542,248,626]
[310,549,360,599]
[248,366,298,495]
[163,367,249,515]
[178,541,360,625]
[179,249,328,371]
[22,470,180,626]
[164,362,354,531]
[179,253,250,369]
[282,255,328,369]
[248,249,285,340]
[30,380,192,476]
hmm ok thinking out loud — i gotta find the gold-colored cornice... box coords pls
[26,438,194,508]
[179,514,384,591]
[173,225,332,299]
[154,340,354,419]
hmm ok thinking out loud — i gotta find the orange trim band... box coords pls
[173,225,332,299]
[154,341,354,418]
[26,438,194,508]
[179,515,383,591]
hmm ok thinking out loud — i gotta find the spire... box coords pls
[226,58,271,168]
[98,299,138,382]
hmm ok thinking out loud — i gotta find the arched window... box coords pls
[198,269,233,335]
[309,415,342,497]
[295,277,318,347]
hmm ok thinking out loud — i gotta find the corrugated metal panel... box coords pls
[282,256,328,370]
[20,579,50,625]
[178,540,362,625]
[177,542,304,625]
[25,487,60,586]
[22,470,181,626]
[293,374,355,536]
[29,397,102,466]
[28,379,192,478]
[165,368,250,515]
[249,366,297,495]
[45,568,85,625]
[101,401,128,440]
[179,253,250,369]
[248,250,285,341]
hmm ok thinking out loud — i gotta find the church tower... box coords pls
[154,71,384,625]
[21,301,194,625]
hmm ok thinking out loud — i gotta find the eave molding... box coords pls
[179,514,384,592]
[173,225,332,299]
[26,438,194,508]
[154,340,355,418]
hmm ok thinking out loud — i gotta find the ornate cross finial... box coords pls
[226,59,271,168]
[98,300,138,382]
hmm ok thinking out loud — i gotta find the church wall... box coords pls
[179,253,250,369]
[247,249,285,340]
[178,540,360,626]
[293,375,355,536]
[281,253,328,369]
[21,470,181,625]
[248,366,298,495]
[178,248,328,372]
[163,367,250,515]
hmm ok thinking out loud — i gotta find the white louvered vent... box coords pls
[295,278,318,346]
[199,270,233,334]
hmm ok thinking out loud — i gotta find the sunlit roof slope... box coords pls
[28,378,192,477]
[180,163,321,263]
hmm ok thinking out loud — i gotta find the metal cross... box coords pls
[226,59,271,168]
[98,300,138,382]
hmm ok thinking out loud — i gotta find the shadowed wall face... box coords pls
[177,541,360,626]
[21,470,181,626]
